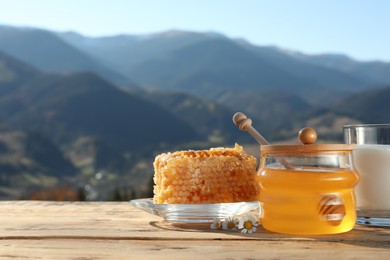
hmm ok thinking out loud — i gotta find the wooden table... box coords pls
[0,201,389,259]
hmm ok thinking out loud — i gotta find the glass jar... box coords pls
[258,128,360,235]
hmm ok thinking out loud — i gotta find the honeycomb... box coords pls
[153,144,260,204]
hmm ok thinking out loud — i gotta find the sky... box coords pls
[1,0,389,61]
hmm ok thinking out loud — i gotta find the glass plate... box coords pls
[130,198,260,223]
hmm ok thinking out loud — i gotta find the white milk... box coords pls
[353,145,390,210]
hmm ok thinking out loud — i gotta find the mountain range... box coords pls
[1,24,390,200]
[0,26,135,87]
[58,29,388,103]
[0,49,203,199]
[2,25,390,107]
[0,51,199,152]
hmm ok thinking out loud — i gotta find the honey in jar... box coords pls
[258,128,360,235]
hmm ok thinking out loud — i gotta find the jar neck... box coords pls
[260,152,354,172]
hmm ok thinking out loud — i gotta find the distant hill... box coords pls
[0,25,134,87]
[3,26,390,145]
[0,53,210,200]
[58,30,222,75]
[57,29,390,106]
[0,128,78,199]
[237,42,376,92]
[335,86,390,123]
[2,26,387,104]
[119,88,315,144]
[268,86,390,141]
[0,51,40,87]
[291,53,390,84]
[135,89,241,143]
[129,38,319,96]
[0,71,201,152]
[216,89,312,140]
[271,109,362,142]
[0,51,201,152]
[0,129,76,177]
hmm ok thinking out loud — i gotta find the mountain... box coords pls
[237,42,376,92]
[0,71,200,152]
[269,87,390,141]
[134,88,318,143]
[57,30,223,75]
[134,89,240,143]
[216,89,312,140]
[291,53,390,84]
[4,26,390,145]
[0,25,134,87]
[128,38,320,96]
[268,109,362,142]
[335,86,390,123]
[0,50,40,88]
[3,26,386,99]
[3,26,383,101]
[60,30,384,91]
[0,129,76,176]
[0,128,78,199]
[0,52,201,152]
[58,29,390,105]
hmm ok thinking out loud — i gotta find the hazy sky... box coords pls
[1,0,389,61]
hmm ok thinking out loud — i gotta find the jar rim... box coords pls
[343,124,390,129]
[260,144,356,153]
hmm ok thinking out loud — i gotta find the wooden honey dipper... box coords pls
[232,112,294,169]
[232,112,269,145]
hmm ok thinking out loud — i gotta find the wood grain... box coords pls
[1,239,390,260]
[0,201,389,259]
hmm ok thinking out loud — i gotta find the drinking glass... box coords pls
[344,124,390,226]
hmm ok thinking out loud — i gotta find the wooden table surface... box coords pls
[0,201,389,259]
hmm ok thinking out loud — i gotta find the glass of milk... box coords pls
[344,124,390,226]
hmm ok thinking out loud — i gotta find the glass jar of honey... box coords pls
[258,128,359,235]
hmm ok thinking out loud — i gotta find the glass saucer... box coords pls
[130,198,260,223]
